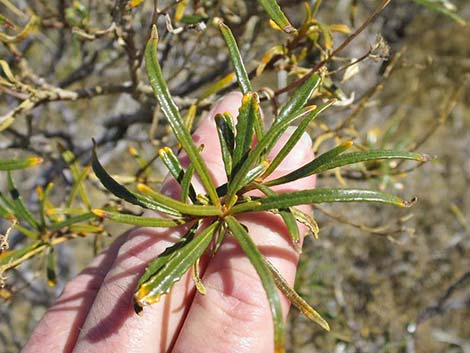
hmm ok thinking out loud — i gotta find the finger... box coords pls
[70,93,244,353]
[21,234,127,353]
[172,130,315,353]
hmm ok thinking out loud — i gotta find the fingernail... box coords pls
[273,127,313,171]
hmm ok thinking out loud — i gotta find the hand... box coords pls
[22,92,316,353]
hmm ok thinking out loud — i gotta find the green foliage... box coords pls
[88,23,428,352]
[3,0,462,351]
[412,0,466,25]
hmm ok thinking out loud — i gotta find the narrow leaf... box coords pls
[266,259,330,331]
[198,73,236,101]
[307,150,431,175]
[48,212,97,232]
[215,113,235,177]
[159,147,197,202]
[61,147,90,208]
[146,26,219,206]
[192,258,206,295]
[0,157,42,171]
[257,45,286,76]
[67,166,91,208]
[92,144,182,217]
[227,106,319,204]
[7,172,40,230]
[265,141,353,187]
[257,0,295,33]
[412,0,466,25]
[239,161,269,188]
[263,101,335,178]
[218,21,252,94]
[180,163,195,203]
[135,221,219,307]
[137,184,221,216]
[69,224,104,234]
[0,240,42,268]
[256,183,300,251]
[14,223,39,240]
[0,202,13,219]
[231,188,416,214]
[137,222,199,287]
[233,93,258,171]
[226,216,284,353]
[92,209,185,227]
[291,208,319,239]
[274,74,321,125]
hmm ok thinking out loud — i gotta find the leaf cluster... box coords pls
[90,16,429,352]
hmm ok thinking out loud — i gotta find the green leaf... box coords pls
[91,144,182,217]
[265,259,330,331]
[198,73,236,102]
[274,74,321,125]
[225,216,284,353]
[61,147,91,208]
[146,26,219,206]
[0,240,42,268]
[92,209,185,227]
[134,220,219,307]
[269,148,430,187]
[0,191,15,215]
[67,166,91,209]
[13,223,39,240]
[48,212,97,232]
[239,161,269,188]
[180,163,195,203]
[231,188,415,214]
[255,183,300,252]
[257,0,295,33]
[263,100,335,178]
[68,224,103,234]
[218,21,252,94]
[307,150,431,175]
[7,172,41,231]
[233,93,259,174]
[37,183,53,229]
[412,0,466,25]
[137,222,200,288]
[226,106,319,204]
[159,147,197,203]
[265,141,353,187]
[215,113,235,178]
[0,202,12,219]
[137,184,221,217]
[0,157,43,171]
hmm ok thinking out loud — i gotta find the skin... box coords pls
[22,92,316,353]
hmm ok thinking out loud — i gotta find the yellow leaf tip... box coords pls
[28,157,43,166]
[92,209,106,217]
[136,183,150,193]
[128,146,138,156]
[150,24,159,40]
